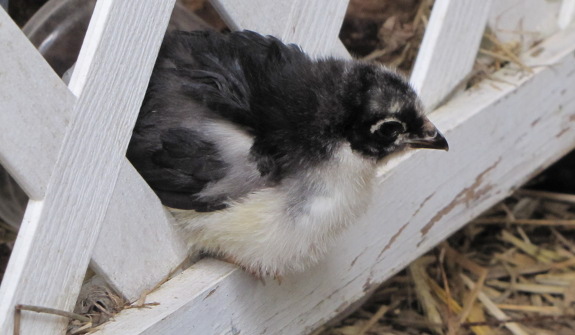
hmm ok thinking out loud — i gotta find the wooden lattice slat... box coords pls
[0,4,188,304]
[211,0,350,57]
[0,1,175,333]
[410,0,492,111]
[0,8,74,200]
[560,0,575,28]
[91,162,187,301]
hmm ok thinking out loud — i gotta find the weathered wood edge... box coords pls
[0,1,174,334]
[92,24,575,335]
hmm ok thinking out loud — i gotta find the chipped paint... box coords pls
[378,222,410,259]
[203,287,218,301]
[349,254,361,268]
[413,192,436,217]
[419,158,501,236]
[556,127,571,138]
[376,193,436,258]
[362,277,373,293]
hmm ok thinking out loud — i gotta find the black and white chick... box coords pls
[127,30,448,279]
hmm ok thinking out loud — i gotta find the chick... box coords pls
[127,30,448,278]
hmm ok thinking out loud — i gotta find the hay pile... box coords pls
[316,188,575,335]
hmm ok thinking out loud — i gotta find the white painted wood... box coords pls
[0,1,175,334]
[559,0,575,29]
[91,161,188,301]
[0,8,74,200]
[209,0,291,33]
[489,0,561,50]
[92,24,575,335]
[410,0,491,111]
[0,4,188,303]
[210,0,351,58]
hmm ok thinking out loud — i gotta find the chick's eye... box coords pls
[372,120,406,140]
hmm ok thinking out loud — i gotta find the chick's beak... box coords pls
[405,116,449,151]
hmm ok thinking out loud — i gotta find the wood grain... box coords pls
[0,1,175,334]
[92,23,575,335]
[0,8,74,200]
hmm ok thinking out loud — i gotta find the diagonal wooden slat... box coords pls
[0,8,74,200]
[210,0,351,58]
[92,25,575,334]
[90,161,186,299]
[0,1,175,333]
[410,0,492,111]
[560,0,575,29]
[209,0,292,34]
[0,5,188,303]
[280,0,349,56]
